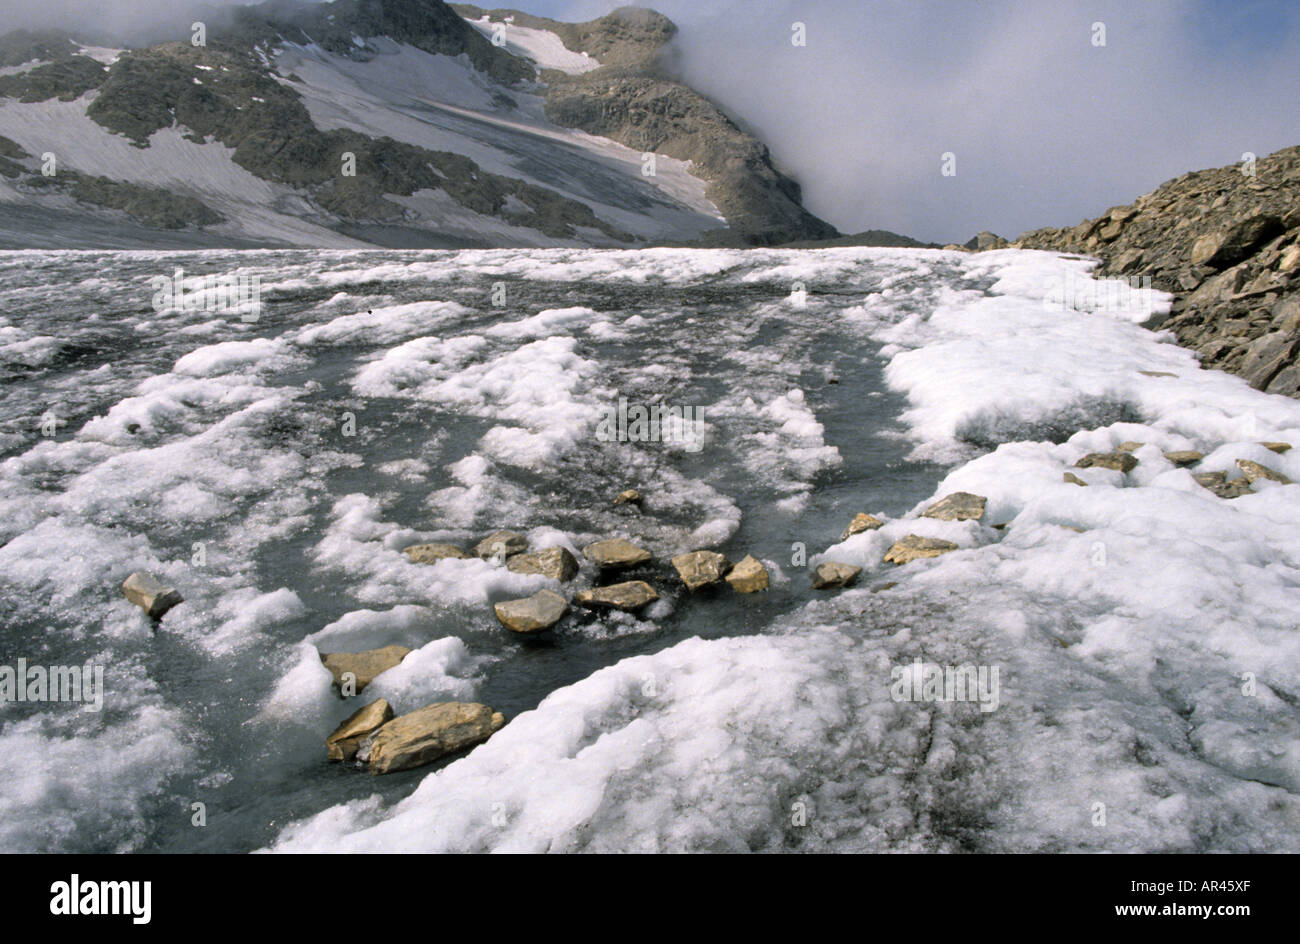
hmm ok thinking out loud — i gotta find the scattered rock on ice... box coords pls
[841,512,883,541]
[575,581,658,612]
[364,702,506,775]
[725,555,769,593]
[922,491,987,521]
[1260,441,1292,454]
[1063,472,1088,486]
[583,538,652,570]
[884,535,959,564]
[1163,450,1204,467]
[474,530,528,560]
[670,550,732,590]
[1075,452,1139,473]
[811,562,861,588]
[613,489,642,506]
[121,571,184,619]
[326,698,393,762]
[403,542,469,564]
[493,589,569,634]
[320,644,411,693]
[506,547,579,581]
[1236,458,1292,484]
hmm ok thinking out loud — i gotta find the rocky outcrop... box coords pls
[121,571,183,619]
[319,645,411,693]
[1015,146,1300,398]
[363,701,506,774]
[493,589,568,633]
[670,550,731,590]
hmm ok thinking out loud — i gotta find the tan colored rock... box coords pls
[506,547,579,582]
[871,582,898,593]
[1075,452,1138,473]
[1276,245,1300,273]
[884,535,959,564]
[403,543,468,564]
[327,698,393,762]
[365,702,506,775]
[320,645,411,693]
[474,530,527,560]
[493,589,568,634]
[670,550,732,590]
[1235,458,1292,484]
[1063,472,1088,486]
[574,581,658,612]
[582,538,651,569]
[725,555,769,593]
[1116,441,1145,453]
[922,492,987,521]
[840,512,884,541]
[1163,450,1204,467]
[121,571,183,619]
[613,489,642,506]
[1260,441,1292,454]
[1192,471,1253,499]
[1139,370,1177,378]
[811,562,862,589]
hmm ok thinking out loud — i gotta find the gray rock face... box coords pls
[506,546,579,581]
[922,492,987,522]
[883,535,959,564]
[811,562,862,589]
[319,645,411,693]
[493,589,569,633]
[670,550,732,590]
[327,698,393,762]
[121,571,183,619]
[1015,146,1300,401]
[1076,452,1139,473]
[475,530,528,560]
[364,702,506,775]
[574,580,658,612]
[403,542,469,563]
[582,538,651,569]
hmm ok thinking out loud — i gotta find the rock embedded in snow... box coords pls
[670,550,732,590]
[403,542,469,564]
[1117,441,1145,453]
[1163,450,1204,467]
[1192,471,1254,499]
[121,571,183,619]
[475,530,528,560]
[1075,452,1139,473]
[364,702,506,775]
[922,491,987,522]
[841,512,884,541]
[1260,441,1293,454]
[320,645,411,693]
[1063,472,1088,486]
[884,535,959,564]
[613,489,642,506]
[1235,458,1292,484]
[493,589,568,634]
[506,547,579,582]
[326,698,393,762]
[1139,370,1178,378]
[725,555,769,593]
[583,538,651,570]
[811,562,861,589]
[575,581,658,612]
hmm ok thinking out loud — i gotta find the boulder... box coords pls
[1075,452,1139,473]
[1163,450,1204,467]
[811,562,861,589]
[121,571,183,619]
[922,492,987,521]
[575,581,658,612]
[670,550,732,590]
[493,589,568,634]
[402,542,468,564]
[320,645,411,693]
[840,512,884,541]
[506,547,579,581]
[613,489,642,506]
[582,538,651,569]
[884,535,959,564]
[326,698,393,762]
[1235,458,1292,484]
[725,554,769,593]
[364,702,506,775]
[474,530,528,560]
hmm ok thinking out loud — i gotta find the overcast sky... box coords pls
[4,0,1297,243]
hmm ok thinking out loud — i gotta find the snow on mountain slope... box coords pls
[462,14,602,75]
